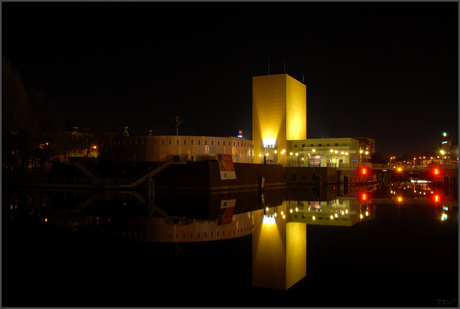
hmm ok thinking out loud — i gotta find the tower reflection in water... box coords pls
[22,184,376,292]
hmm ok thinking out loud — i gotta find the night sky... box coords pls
[2,2,458,157]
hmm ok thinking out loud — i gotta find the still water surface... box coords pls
[3,182,458,307]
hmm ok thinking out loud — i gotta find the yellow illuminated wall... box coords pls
[252,74,307,161]
[252,206,307,290]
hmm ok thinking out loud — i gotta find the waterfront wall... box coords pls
[153,160,286,191]
[285,166,338,184]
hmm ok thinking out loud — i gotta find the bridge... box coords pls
[336,163,458,172]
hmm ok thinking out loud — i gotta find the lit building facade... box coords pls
[99,135,254,163]
[252,74,307,164]
[282,137,361,167]
[354,137,375,162]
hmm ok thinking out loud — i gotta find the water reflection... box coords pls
[3,179,457,304]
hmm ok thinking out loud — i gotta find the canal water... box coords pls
[2,181,458,307]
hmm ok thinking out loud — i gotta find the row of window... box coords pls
[294,142,350,148]
[103,138,254,148]
[103,226,253,239]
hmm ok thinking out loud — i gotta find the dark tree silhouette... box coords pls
[2,55,37,168]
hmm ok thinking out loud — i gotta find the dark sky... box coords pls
[2,2,458,157]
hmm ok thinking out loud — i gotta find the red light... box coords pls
[434,168,440,175]
[434,195,441,203]
[360,193,367,201]
[361,168,367,175]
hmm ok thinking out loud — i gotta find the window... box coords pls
[162,140,164,145]
[198,140,200,145]
[191,140,193,145]
[184,140,186,145]
[169,139,172,144]
[318,143,322,146]
[302,144,305,148]
[294,144,298,148]
[335,143,338,146]
[177,140,179,145]
[292,174,297,181]
[310,144,314,146]
[205,140,207,145]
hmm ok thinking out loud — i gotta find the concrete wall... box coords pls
[285,166,338,184]
[153,161,286,191]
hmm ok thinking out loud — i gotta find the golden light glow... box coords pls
[312,216,316,220]
[397,196,403,202]
[252,74,306,161]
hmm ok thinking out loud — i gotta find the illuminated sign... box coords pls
[217,154,236,180]
[308,155,321,167]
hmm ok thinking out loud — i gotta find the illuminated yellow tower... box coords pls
[252,74,307,163]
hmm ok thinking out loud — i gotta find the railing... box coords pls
[19,177,92,185]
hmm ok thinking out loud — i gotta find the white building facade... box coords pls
[100,135,254,163]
